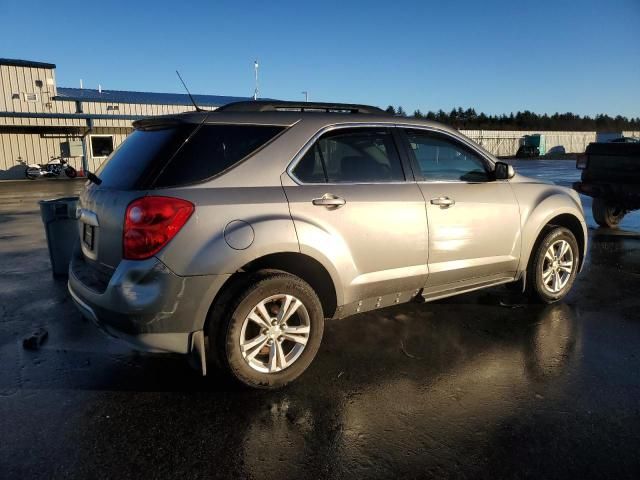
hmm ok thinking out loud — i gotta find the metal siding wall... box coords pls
[0,132,65,179]
[0,65,56,123]
[459,130,625,156]
[0,67,8,112]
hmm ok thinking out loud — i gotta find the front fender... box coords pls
[515,184,588,272]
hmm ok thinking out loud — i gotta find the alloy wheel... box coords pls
[239,294,311,373]
[541,239,574,293]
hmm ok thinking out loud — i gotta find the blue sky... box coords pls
[1,0,638,117]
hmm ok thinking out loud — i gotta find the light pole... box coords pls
[253,60,259,100]
[301,91,308,102]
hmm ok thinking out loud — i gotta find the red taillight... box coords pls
[123,196,194,260]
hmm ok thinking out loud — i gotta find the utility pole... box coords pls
[302,91,309,102]
[253,60,259,100]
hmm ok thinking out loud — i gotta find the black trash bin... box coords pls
[39,197,79,277]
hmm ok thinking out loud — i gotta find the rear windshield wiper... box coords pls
[86,171,102,185]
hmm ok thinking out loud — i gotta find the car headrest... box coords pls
[340,155,387,181]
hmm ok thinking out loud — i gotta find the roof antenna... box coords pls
[253,60,259,100]
[176,70,204,112]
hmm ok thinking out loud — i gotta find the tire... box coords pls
[25,167,38,180]
[208,271,324,389]
[592,198,625,228]
[526,227,579,304]
[65,166,77,178]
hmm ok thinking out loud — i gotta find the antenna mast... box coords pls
[175,70,203,112]
[253,60,259,100]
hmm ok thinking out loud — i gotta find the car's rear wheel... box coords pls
[592,198,625,228]
[526,227,579,304]
[210,271,324,389]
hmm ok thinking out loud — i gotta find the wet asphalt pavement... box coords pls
[1,162,639,479]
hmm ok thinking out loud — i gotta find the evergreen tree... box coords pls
[406,107,638,130]
[385,105,396,115]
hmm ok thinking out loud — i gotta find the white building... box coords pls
[0,58,251,179]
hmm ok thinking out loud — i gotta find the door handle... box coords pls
[430,196,455,207]
[312,193,346,208]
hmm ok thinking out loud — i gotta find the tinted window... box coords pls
[154,124,284,187]
[293,142,328,183]
[96,125,194,189]
[405,130,489,182]
[293,128,404,183]
[96,124,284,189]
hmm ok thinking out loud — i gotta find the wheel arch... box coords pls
[205,252,340,335]
[522,211,587,274]
[545,213,586,270]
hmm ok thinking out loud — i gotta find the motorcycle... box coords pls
[25,156,78,180]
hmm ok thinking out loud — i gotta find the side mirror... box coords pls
[494,161,515,180]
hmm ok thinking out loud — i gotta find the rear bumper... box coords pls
[68,284,191,352]
[68,253,230,354]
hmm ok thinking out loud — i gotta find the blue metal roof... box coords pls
[55,87,255,107]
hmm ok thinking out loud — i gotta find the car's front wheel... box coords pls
[210,271,324,389]
[526,227,579,304]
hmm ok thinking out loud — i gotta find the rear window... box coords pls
[96,124,285,189]
[96,125,193,189]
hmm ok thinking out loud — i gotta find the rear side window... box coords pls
[293,128,404,183]
[153,124,285,187]
[96,124,284,189]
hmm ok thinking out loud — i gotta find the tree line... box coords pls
[385,106,640,132]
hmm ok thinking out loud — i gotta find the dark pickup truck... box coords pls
[573,141,640,228]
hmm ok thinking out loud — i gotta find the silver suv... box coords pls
[69,101,587,388]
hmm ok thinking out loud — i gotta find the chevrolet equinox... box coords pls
[69,101,587,388]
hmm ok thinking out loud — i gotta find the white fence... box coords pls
[460,130,640,157]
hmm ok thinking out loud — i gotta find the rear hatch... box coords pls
[76,116,286,275]
[77,119,201,272]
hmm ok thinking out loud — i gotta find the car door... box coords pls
[399,128,521,294]
[282,126,428,306]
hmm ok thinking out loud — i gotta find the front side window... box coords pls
[293,128,404,183]
[405,130,489,182]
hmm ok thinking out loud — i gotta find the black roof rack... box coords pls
[217,100,387,115]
